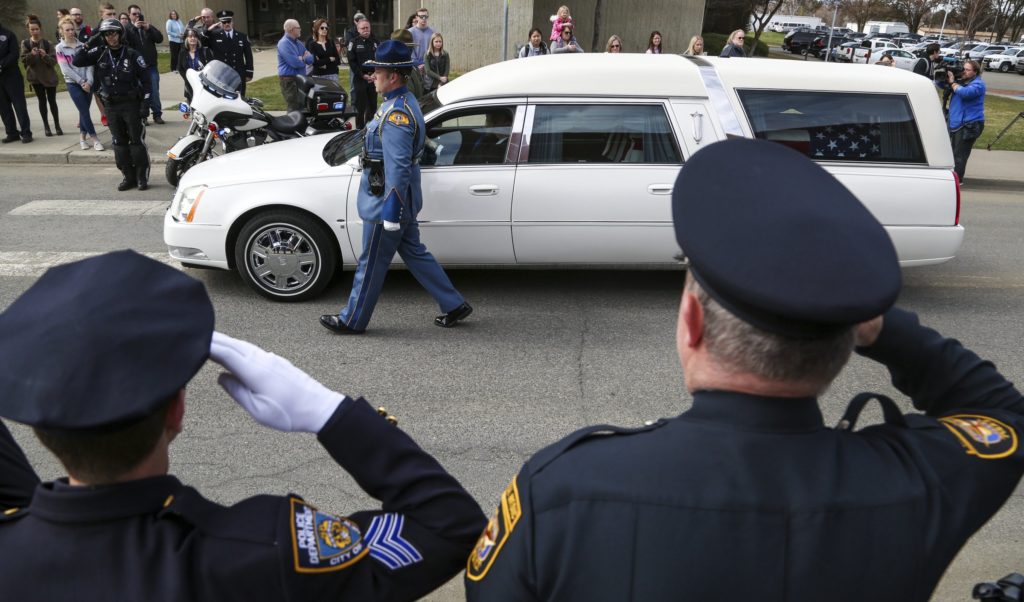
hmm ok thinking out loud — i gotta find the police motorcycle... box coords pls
[165,61,353,185]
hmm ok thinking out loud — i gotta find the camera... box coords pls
[137,13,144,22]
[934,61,964,86]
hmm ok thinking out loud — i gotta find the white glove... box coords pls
[383,220,401,231]
[209,331,346,433]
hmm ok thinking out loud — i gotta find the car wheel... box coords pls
[234,210,337,301]
[1000,63,1010,72]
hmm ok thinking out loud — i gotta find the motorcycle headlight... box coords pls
[193,111,207,127]
[170,185,207,223]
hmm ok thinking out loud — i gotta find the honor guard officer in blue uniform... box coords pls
[74,19,152,191]
[465,139,1024,601]
[321,40,471,334]
[208,10,253,97]
[0,250,486,600]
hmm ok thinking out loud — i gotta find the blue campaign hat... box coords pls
[0,250,214,429]
[672,139,901,339]
[363,39,415,69]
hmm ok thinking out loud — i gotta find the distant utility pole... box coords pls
[502,0,509,60]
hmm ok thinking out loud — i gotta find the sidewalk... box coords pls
[1,48,1021,192]
[0,48,279,167]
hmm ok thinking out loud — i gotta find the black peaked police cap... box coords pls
[0,250,214,429]
[672,139,901,339]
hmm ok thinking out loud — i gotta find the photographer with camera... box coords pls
[914,43,941,78]
[946,59,986,184]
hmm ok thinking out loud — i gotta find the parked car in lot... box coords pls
[782,29,822,54]
[834,41,861,62]
[983,47,1024,71]
[869,48,920,70]
[940,42,981,57]
[850,39,899,63]
[164,55,964,301]
[966,44,1009,60]
[807,35,850,59]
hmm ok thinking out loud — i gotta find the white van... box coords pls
[165,55,963,300]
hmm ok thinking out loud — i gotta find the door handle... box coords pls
[647,185,673,195]
[469,184,499,196]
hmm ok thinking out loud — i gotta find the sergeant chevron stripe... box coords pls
[365,514,422,569]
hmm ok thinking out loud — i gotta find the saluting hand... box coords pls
[209,331,346,433]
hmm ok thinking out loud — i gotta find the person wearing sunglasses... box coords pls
[605,34,622,53]
[551,24,583,54]
[206,9,254,96]
[720,29,747,57]
[307,18,340,83]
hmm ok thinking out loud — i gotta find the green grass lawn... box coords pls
[22,50,172,97]
[972,94,1024,151]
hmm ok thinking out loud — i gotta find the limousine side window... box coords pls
[421,106,516,167]
[528,105,681,164]
[737,90,926,164]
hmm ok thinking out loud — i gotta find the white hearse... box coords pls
[165,54,964,301]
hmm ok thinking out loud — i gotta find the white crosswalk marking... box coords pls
[0,251,176,277]
[9,200,168,217]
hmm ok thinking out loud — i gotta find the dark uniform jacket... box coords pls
[207,28,254,81]
[0,398,486,600]
[73,43,151,102]
[0,25,23,80]
[465,308,1024,601]
[347,34,378,82]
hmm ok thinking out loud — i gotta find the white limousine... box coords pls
[164,54,964,301]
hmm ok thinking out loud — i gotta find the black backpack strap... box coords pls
[836,392,908,431]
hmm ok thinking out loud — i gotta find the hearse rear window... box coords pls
[737,90,926,164]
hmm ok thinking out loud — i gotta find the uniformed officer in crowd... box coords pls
[207,10,253,97]
[0,19,33,143]
[74,19,152,191]
[0,250,486,600]
[320,40,471,335]
[465,139,1024,601]
[346,18,377,130]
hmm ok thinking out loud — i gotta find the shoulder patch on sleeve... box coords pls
[365,513,422,569]
[466,476,522,582]
[289,498,368,573]
[136,55,147,68]
[938,414,1018,459]
[387,110,411,127]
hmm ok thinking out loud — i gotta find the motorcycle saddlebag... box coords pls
[306,77,348,119]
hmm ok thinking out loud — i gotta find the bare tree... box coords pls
[991,0,1024,40]
[0,0,27,29]
[841,0,889,31]
[889,0,940,32]
[952,0,994,40]
[750,0,785,52]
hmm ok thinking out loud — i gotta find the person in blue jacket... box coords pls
[946,58,986,183]
[320,40,472,335]
[465,139,1024,601]
[277,19,312,112]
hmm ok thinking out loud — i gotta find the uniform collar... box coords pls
[683,389,825,432]
[29,475,182,523]
[383,86,408,101]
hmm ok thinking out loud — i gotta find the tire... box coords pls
[999,63,1010,72]
[165,141,204,186]
[234,210,337,301]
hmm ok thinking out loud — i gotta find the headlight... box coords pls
[193,111,207,127]
[170,185,207,223]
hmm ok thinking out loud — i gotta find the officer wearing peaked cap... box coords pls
[465,139,1024,601]
[206,9,253,97]
[320,40,471,334]
[0,250,485,600]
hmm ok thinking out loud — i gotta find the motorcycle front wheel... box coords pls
[165,141,205,186]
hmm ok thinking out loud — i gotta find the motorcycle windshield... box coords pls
[199,60,242,99]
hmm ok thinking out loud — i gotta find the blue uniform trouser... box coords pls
[339,220,464,331]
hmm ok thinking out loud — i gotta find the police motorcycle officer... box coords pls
[206,10,253,97]
[74,18,152,191]
[320,40,471,335]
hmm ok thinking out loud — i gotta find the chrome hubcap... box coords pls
[246,224,319,293]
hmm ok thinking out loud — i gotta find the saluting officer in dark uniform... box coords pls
[0,250,486,601]
[465,139,1024,601]
[74,19,151,191]
[207,10,253,97]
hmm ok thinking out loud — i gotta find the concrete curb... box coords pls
[2,152,168,165]
[961,178,1024,192]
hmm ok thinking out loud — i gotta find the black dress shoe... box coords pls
[137,179,149,191]
[435,302,472,328]
[1,135,19,144]
[319,314,363,334]
[153,115,165,125]
[117,177,137,191]
[21,135,32,143]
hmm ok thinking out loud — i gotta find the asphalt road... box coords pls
[1,165,1022,600]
